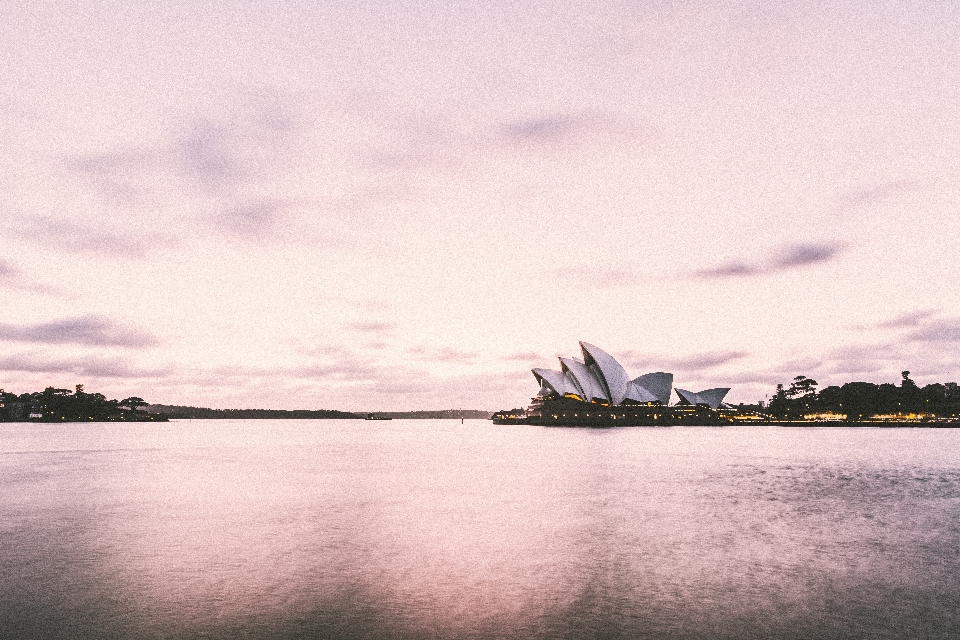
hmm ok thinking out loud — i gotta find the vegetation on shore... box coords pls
[0,385,166,422]
[145,404,361,419]
[363,409,492,420]
[0,388,492,422]
[768,371,960,420]
[147,406,493,419]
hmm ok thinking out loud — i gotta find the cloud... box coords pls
[346,321,395,335]
[690,242,843,280]
[0,316,159,348]
[16,216,174,257]
[359,109,641,172]
[174,346,506,409]
[286,360,379,382]
[214,199,288,237]
[0,353,168,378]
[869,310,939,330]
[746,338,960,393]
[174,119,247,189]
[0,259,16,279]
[771,244,840,269]
[71,89,303,199]
[716,370,795,386]
[65,148,160,203]
[621,350,750,373]
[502,351,545,362]
[850,314,960,344]
[406,345,480,364]
[359,111,467,170]
[691,261,758,279]
[837,180,916,212]
[0,258,62,295]
[501,116,587,143]
[55,88,312,251]
[909,318,960,343]
[550,266,647,288]
[671,351,750,370]
[498,112,641,149]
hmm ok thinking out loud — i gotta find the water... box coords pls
[2,420,960,639]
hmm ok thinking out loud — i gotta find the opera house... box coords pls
[495,341,733,426]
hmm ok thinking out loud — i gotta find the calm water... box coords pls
[2,420,960,639]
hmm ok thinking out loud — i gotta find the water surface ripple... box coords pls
[2,420,959,639]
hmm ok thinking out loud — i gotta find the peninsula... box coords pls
[0,385,167,422]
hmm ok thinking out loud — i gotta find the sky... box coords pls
[2,0,960,411]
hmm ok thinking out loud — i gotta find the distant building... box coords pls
[530,341,731,409]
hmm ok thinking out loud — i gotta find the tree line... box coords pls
[768,371,960,420]
[0,385,167,422]
[146,404,360,419]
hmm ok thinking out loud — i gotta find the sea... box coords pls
[2,419,959,639]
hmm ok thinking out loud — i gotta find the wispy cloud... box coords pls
[16,216,175,257]
[502,351,546,362]
[359,111,467,170]
[837,180,916,212]
[0,316,159,348]
[499,112,642,150]
[501,116,588,144]
[406,345,480,364]
[865,310,939,330]
[70,89,303,201]
[214,199,290,237]
[689,242,844,280]
[359,109,642,171]
[672,351,750,370]
[550,266,647,288]
[621,350,750,373]
[55,88,313,251]
[0,259,16,279]
[346,321,395,335]
[772,244,839,269]
[0,258,62,295]
[908,317,960,343]
[0,353,169,378]
[850,314,960,344]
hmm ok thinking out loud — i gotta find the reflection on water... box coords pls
[2,421,960,639]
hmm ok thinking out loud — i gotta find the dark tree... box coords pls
[120,397,147,412]
[839,382,879,420]
[818,385,842,412]
[768,383,792,418]
[788,375,818,414]
[900,371,922,413]
[875,383,900,414]
[921,384,947,414]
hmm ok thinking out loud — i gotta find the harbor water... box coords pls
[2,420,960,639]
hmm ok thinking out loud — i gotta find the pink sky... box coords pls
[2,0,960,410]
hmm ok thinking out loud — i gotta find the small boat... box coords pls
[365,413,392,420]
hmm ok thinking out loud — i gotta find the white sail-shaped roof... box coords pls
[580,342,631,405]
[696,388,730,409]
[532,368,571,397]
[527,342,732,410]
[675,387,730,409]
[623,381,658,403]
[560,357,608,403]
[632,372,673,405]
